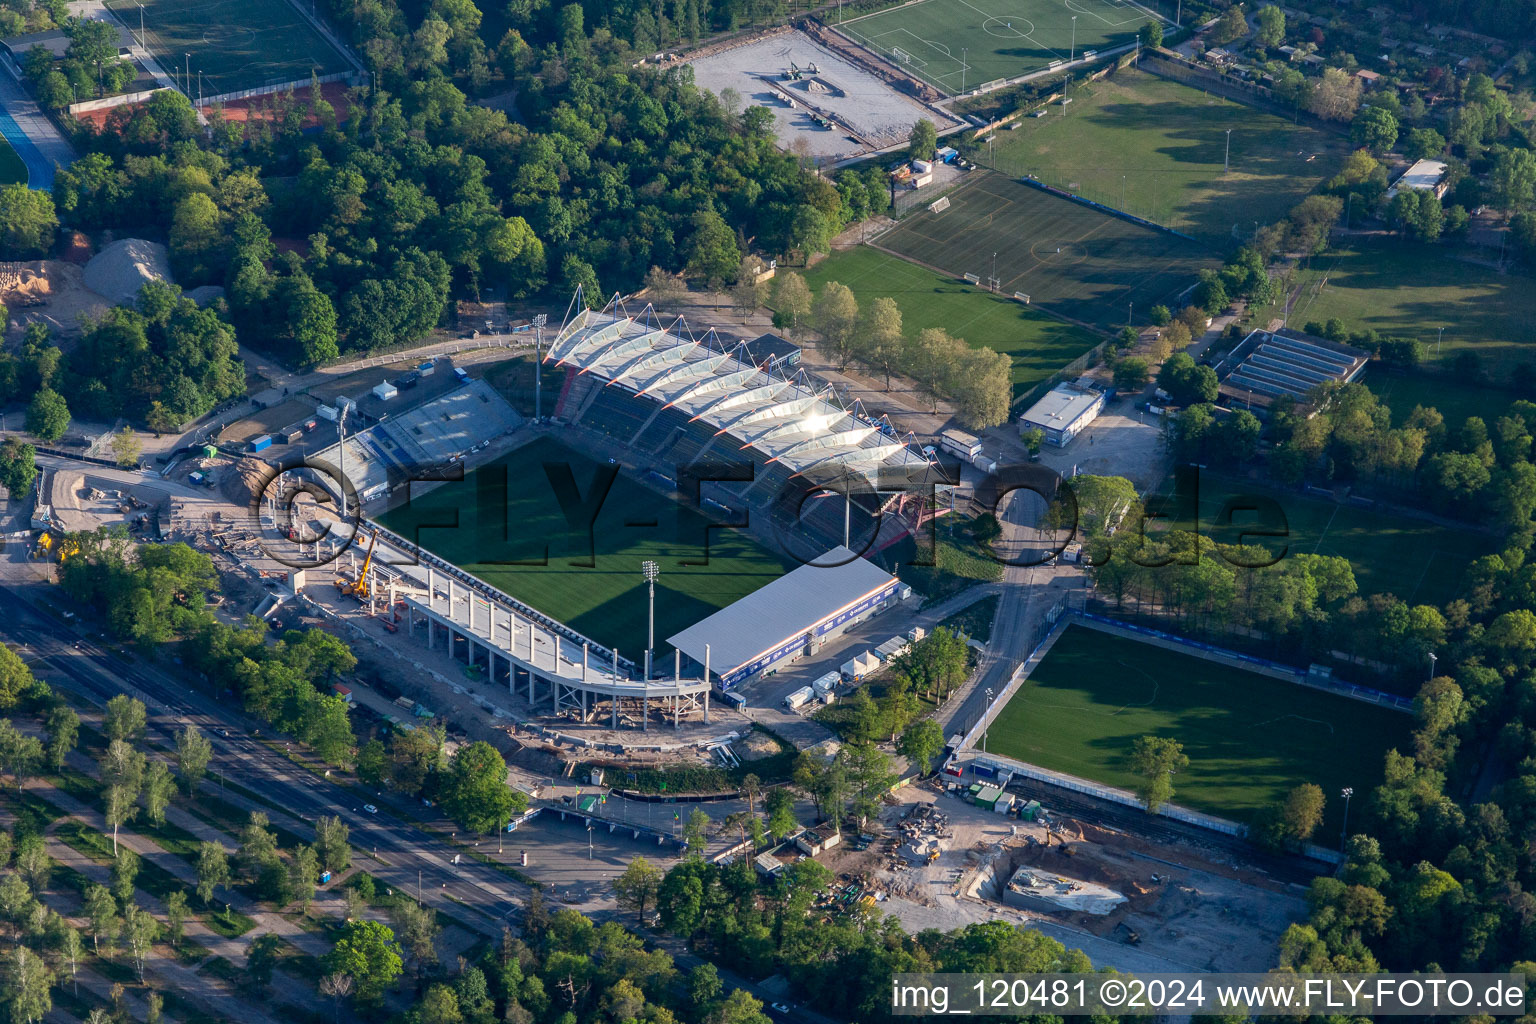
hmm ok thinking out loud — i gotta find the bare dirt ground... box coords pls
[0,260,112,337]
[814,785,1305,973]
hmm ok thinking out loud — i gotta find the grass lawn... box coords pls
[378,435,796,656]
[938,593,1000,642]
[989,624,1412,830]
[888,516,1004,603]
[876,171,1215,334]
[984,68,1351,246]
[0,137,26,186]
[799,244,1102,403]
[839,0,1174,96]
[104,0,351,96]
[1148,470,1493,606]
[1289,243,1536,375]
[1363,369,1515,430]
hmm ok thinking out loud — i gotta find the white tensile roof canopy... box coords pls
[546,293,931,481]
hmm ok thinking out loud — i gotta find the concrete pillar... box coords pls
[581,687,587,720]
[528,661,535,703]
[428,566,435,611]
[703,687,710,724]
[674,649,680,681]
[612,690,618,729]
[674,693,680,729]
[468,594,475,634]
[582,643,589,682]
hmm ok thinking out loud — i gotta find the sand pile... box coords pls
[186,285,226,306]
[0,260,111,334]
[83,238,172,307]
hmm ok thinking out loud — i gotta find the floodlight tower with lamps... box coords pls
[1428,651,1438,681]
[1070,15,1077,61]
[642,560,660,679]
[337,405,348,520]
[1224,128,1233,172]
[533,313,549,421]
[961,47,967,93]
[982,686,995,752]
[1340,786,1354,848]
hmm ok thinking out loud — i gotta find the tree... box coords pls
[857,296,904,389]
[0,184,57,259]
[0,721,41,791]
[110,848,140,903]
[322,920,403,1004]
[1405,127,1446,161]
[765,788,798,841]
[1113,357,1150,392]
[59,927,82,996]
[104,695,145,742]
[142,760,174,826]
[314,815,351,874]
[1138,20,1163,48]
[122,903,158,982]
[1351,106,1398,154]
[1491,147,1536,209]
[684,208,739,287]
[0,438,37,498]
[1308,68,1362,122]
[391,899,440,983]
[164,890,189,947]
[907,118,937,162]
[109,426,141,469]
[1254,4,1284,46]
[289,843,319,912]
[176,724,212,794]
[7,944,52,1024]
[1158,352,1218,406]
[898,719,945,773]
[246,932,283,993]
[25,387,69,442]
[909,327,966,412]
[1128,735,1188,812]
[952,347,1012,431]
[613,856,664,923]
[442,741,515,834]
[1280,783,1326,842]
[44,705,78,770]
[83,883,118,954]
[772,272,812,337]
[812,281,860,370]
[420,985,462,1024]
[683,808,710,855]
[196,841,229,904]
[1211,3,1248,44]
[320,974,355,1023]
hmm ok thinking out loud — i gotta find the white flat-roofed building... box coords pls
[1386,159,1449,200]
[667,545,904,689]
[1019,383,1105,447]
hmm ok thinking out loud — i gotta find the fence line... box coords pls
[200,70,359,109]
[66,87,166,116]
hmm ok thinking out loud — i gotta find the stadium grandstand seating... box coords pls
[1215,328,1369,407]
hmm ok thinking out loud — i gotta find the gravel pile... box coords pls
[83,238,172,307]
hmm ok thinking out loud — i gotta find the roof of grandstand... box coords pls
[547,293,932,483]
[1215,327,1369,408]
[666,545,899,680]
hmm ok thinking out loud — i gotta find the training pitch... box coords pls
[984,68,1350,245]
[877,171,1212,333]
[1148,471,1492,606]
[800,245,1100,402]
[839,0,1170,95]
[0,137,25,186]
[988,624,1411,830]
[376,436,795,657]
[105,0,352,97]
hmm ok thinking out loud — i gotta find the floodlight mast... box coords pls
[642,560,660,679]
[533,313,549,421]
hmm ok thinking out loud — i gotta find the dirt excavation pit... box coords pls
[0,261,112,335]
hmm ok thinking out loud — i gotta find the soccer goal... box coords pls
[929,196,951,214]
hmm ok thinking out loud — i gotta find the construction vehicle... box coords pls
[33,531,79,563]
[337,530,379,600]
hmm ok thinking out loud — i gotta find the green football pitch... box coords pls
[988,624,1412,830]
[799,245,1101,404]
[105,0,352,97]
[1146,471,1493,606]
[376,436,795,657]
[0,137,26,186]
[839,0,1173,96]
[876,171,1214,333]
[983,68,1351,245]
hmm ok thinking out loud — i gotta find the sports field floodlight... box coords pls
[1340,786,1354,848]
[1070,15,1078,62]
[961,47,968,93]
[642,560,660,678]
[1224,128,1233,173]
[1428,651,1438,680]
[533,313,549,420]
[982,686,995,752]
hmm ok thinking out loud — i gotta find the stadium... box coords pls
[280,293,943,734]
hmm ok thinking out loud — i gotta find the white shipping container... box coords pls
[784,686,814,710]
[911,159,932,173]
[316,404,339,421]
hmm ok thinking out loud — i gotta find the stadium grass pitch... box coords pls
[1146,470,1493,607]
[377,436,795,657]
[875,171,1214,333]
[839,0,1172,96]
[105,0,351,97]
[798,244,1101,404]
[988,624,1412,830]
[983,68,1352,246]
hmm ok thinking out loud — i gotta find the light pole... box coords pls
[587,822,594,859]
[185,53,191,95]
[642,560,659,679]
[337,406,348,520]
[982,687,994,752]
[1070,15,1077,62]
[533,313,548,421]
[1224,128,1233,173]
[1437,326,1444,355]
[961,47,967,93]
[136,3,145,51]
[991,251,997,290]
[1428,651,1438,681]
[1339,786,1353,849]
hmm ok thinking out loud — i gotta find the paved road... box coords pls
[0,64,75,188]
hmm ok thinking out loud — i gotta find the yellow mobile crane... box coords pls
[337,530,379,600]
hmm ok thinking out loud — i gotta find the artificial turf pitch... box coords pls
[983,68,1351,246]
[105,0,352,97]
[839,0,1171,96]
[376,436,795,658]
[876,171,1214,333]
[0,137,26,186]
[988,624,1412,830]
[1147,471,1493,607]
[799,244,1101,403]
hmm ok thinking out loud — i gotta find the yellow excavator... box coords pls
[33,531,79,563]
[337,530,378,600]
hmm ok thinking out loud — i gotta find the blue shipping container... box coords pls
[250,435,273,452]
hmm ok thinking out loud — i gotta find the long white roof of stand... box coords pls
[547,298,931,480]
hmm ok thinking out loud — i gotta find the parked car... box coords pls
[363,804,378,814]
